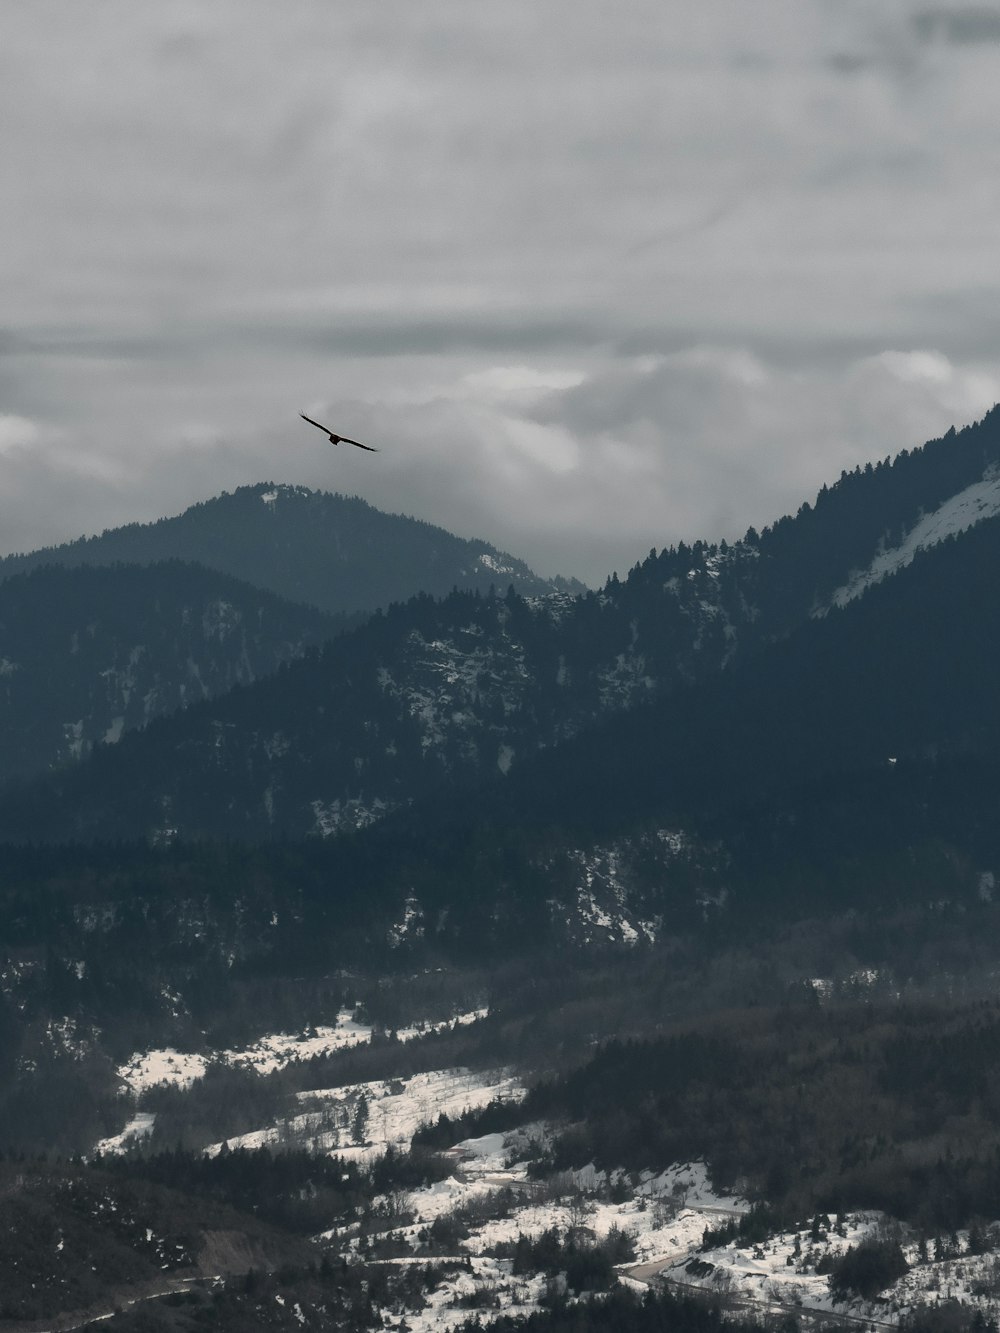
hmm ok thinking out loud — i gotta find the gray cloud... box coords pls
[1,2,1000,585]
[913,7,1000,44]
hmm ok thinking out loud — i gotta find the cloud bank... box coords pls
[3,2,1000,583]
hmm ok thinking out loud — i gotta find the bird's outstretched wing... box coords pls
[300,412,332,433]
[300,413,379,451]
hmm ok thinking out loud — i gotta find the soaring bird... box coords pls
[300,413,379,451]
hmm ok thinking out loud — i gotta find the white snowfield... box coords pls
[95,1111,157,1155]
[115,1006,489,1096]
[356,1149,750,1331]
[204,1066,525,1160]
[362,1127,1000,1329]
[827,464,1000,611]
[117,1048,209,1094]
[405,1149,744,1254]
[100,1039,1000,1329]
[664,1213,1000,1327]
[103,1004,1000,1329]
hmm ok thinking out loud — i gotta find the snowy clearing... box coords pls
[205,1066,524,1161]
[95,1111,157,1155]
[365,1123,1000,1329]
[116,1006,489,1094]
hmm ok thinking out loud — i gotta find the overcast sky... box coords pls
[3,2,1000,584]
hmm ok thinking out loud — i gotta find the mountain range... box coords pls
[5,408,1000,851]
[0,485,581,784]
[0,409,998,1003]
[8,409,1000,1331]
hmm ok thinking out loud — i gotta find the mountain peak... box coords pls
[0,483,581,617]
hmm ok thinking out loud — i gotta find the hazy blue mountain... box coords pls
[0,483,583,617]
[0,561,340,783]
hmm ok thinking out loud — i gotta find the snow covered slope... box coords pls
[827,465,1000,610]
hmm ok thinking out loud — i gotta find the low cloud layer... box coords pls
[3,3,1000,584]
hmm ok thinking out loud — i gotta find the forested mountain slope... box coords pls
[624,402,1000,643]
[493,512,1000,837]
[6,409,1000,842]
[2,504,999,849]
[0,483,581,617]
[0,583,679,842]
[0,561,340,782]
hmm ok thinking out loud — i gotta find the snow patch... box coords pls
[102,715,125,745]
[478,551,515,577]
[118,1049,208,1094]
[828,465,1000,610]
[114,1007,491,1100]
[206,1067,524,1161]
[96,1112,157,1154]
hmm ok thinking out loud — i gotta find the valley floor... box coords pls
[79,1005,1000,1333]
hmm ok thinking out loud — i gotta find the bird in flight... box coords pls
[300,413,379,451]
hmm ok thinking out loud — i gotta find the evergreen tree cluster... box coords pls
[420,1002,1000,1233]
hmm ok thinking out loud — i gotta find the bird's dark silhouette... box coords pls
[300,414,379,451]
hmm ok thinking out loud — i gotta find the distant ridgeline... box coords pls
[0,484,583,782]
[0,483,583,618]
